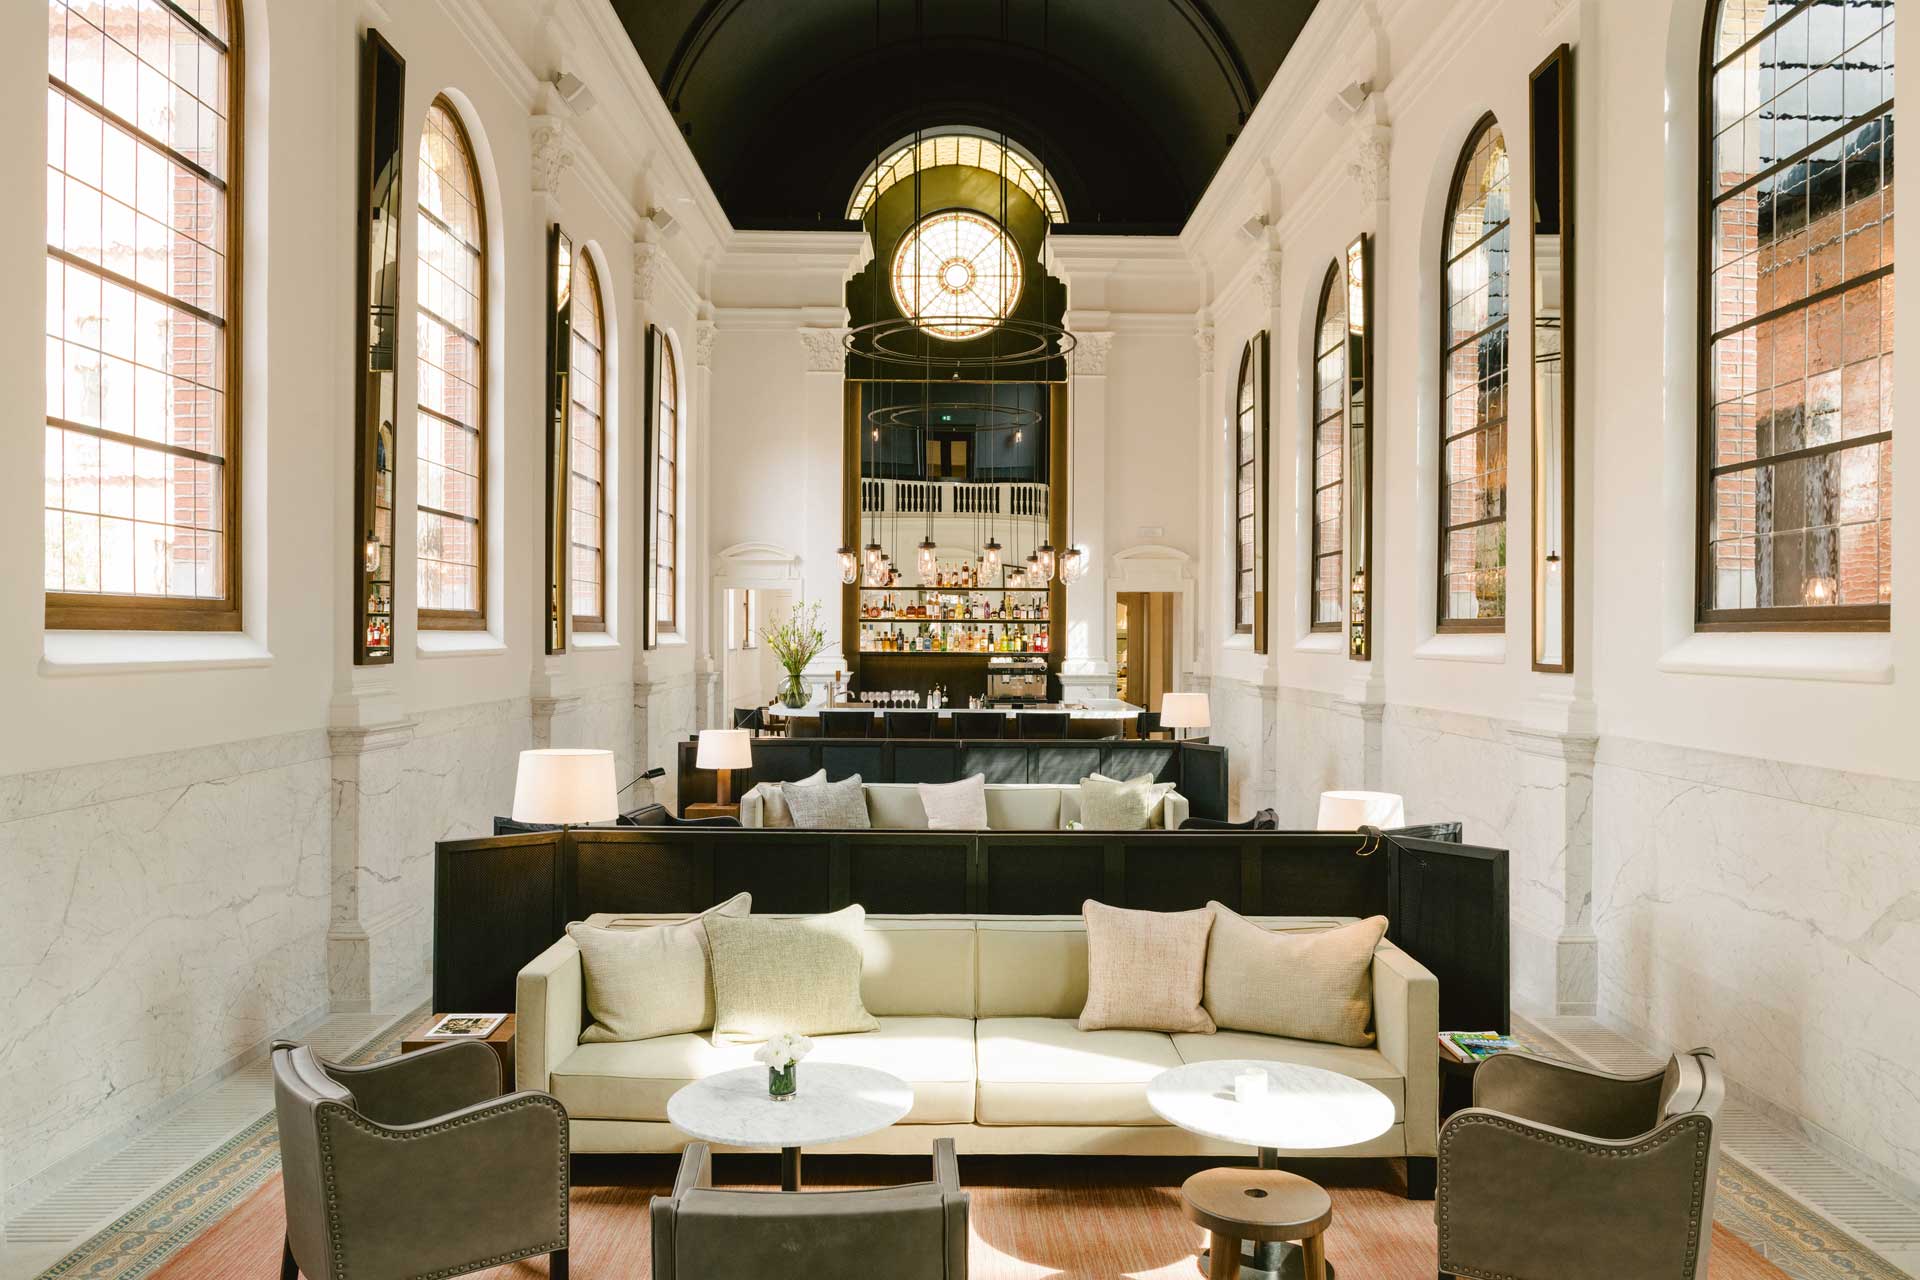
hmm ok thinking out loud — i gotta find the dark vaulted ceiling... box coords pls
[613,0,1318,232]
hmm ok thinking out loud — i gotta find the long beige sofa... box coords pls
[517,912,1438,1167]
[741,780,1189,830]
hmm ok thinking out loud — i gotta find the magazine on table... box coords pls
[1439,1030,1530,1063]
[424,1013,506,1039]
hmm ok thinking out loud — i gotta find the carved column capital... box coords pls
[633,240,663,304]
[529,115,577,196]
[695,320,717,368]
[1070,330,1114,376]
[1350,122,1392,205]
[798,327,849,373]
[1253,253,1283,311]
[1194,324,1216,375]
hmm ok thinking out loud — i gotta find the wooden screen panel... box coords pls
[433,834,561,1012]
[1123,837,1247,912]
[847,839,972,914]
[982,839,1105,914]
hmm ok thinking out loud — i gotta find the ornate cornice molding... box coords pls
[798,327,849,373]
[1071,330,1114,376]
[529,114,577,196]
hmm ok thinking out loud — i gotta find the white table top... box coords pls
[666,1063,913,1150]
[762,699,1143,720]
[1146,1059,1396,1152]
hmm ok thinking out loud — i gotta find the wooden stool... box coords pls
[1181,1166,1334,1280]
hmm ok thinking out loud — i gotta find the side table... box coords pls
[402,1013,516,1091]
[1182,1166,1332,1280]
[683,802,740,821]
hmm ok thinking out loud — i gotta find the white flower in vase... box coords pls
[754,1032,814,1070]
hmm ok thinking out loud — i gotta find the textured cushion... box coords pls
[781,774,871,829]
[1077,774,1167,830]
[860,920,977,1018]
[975,1016,1182,1125]
[706,905,880,1042]
[919,774,989,829]
[568,893,751,1043]
[1170,1030,1405,1120]
[1203,904,1387,1047]
[976,921,1089,1019]
[1077,900,1215,1034]
[746,769,826,828]
[983,785,1065,830]
[549,1017,975,1124]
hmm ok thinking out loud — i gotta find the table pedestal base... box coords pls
[780,1146,801,1191]
[1198,1240,1332,1280]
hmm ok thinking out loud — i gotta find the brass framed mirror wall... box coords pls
[352,30,405,665]
[1530,44,1575,672]
[544,227,574,654]
[1345,234,1375,661]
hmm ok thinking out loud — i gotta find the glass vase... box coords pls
[768,1062,797,1100]
[779,672,809,709]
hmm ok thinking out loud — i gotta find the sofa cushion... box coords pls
[1203,905,1387,1047]
[976,921,1089,1019]
[1077,774,1172,830]
[975,1016,1182,1126]
[744,769,827,828]
[1078,900,1216,1034]
[782,775,871,829]
[1169,1030,1405,1121]
[863,784,930,829]
[706,905,880,1042]
[568,892,750,1043]
[984,784,1065,830]
[549,1017,974,1125]
[860,919,977,1019]
[919,774,989,830]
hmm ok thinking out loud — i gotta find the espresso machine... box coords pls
[985,656,1049,706]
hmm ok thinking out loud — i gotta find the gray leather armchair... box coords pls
[651,1138,969,1280]
[272,1039,570,1280]
[1436,1046,1724,1280]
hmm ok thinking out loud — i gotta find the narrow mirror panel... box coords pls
[354,31,405,665]
[1345,235,1374,661]
[1530,44,1575,671]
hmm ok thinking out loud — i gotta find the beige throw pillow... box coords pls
[1203,904,1388,1047]
[919,773,989,829]
[1077,899,1216,1033]
[748,769,826,827]
[568,893,751,1043]
[1079,774,1167,830]
[705,905,880,1043]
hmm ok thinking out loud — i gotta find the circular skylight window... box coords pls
[890,210,1023,340]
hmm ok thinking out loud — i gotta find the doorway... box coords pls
[723,587,789,715]
[1115,592,1175,712]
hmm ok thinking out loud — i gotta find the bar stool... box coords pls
[884,710,938,738]
[732,707,764,737]
[949,710,1006,739]
[819,709,874,739]
[1016,711,1071,739]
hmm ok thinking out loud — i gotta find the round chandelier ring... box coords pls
[845,315,1076,371]
[866,401,1044,434]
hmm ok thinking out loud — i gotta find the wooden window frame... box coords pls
[1311,259,1346,633]
[45,0,244,632]
[1437,113,1512,635]
[1233,341,1258,635]
[415,96,488,632]
[654,336,680,635]
[569,251,607,633]
[1694,0,1893,632]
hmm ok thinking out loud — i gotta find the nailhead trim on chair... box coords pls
[1434,1112,1711,1280]
[315,1095,570,1279]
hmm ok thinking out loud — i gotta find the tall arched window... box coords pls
[1439,117,1512,630]
[570,252,606,630]
[1234,341,1258,634]
[45,0,241,629]
[1701,0,1893,625]
[415,97,486,627]
[654,341,680,634]
[1312,262,1347,630]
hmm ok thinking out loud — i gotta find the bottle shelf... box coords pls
[858,617,1046,626]
[859,586,1048,594]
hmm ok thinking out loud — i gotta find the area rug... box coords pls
[149,1154,1796,1280]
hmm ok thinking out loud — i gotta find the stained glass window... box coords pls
[45,0,238,628]
[415,98,486,624]
[1702,0,1893,623]
[570,251,605,628]
[849,130,1064,222]
[1312,262,1347,629]
[890,210,1024,340]
[1440,118,1512,628]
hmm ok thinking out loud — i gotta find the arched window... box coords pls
[1312,262,1347,630]
[655,340,680,634]
[1234,341,1258,634]
[570,252,606,629]
[415,97,487,627]
[1439,117,1512,630]
[45,0,241,629]
[1701,0,1893,625]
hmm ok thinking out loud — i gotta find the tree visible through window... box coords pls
[570,252,606,629]
[1701,0,1893,625]
[1439,118,1512,629]
[416,97,486,626]
[45,0,240,629]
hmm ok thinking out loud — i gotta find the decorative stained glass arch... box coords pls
[890,210,1024,340]
[848,128,1066,222]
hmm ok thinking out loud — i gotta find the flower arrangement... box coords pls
[761,600,830,709]
[754,1031,813,1100]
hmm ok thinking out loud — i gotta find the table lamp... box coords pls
[511,748,618,828]
[1315,790,1406,831]
[1159,691,1211,742]
[696,728,754,807]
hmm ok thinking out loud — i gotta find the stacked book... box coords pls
[1439,1030,1530,1063]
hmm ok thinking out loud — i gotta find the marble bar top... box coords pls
[762,699,1144,720]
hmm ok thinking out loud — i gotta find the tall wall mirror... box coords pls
[544,227,575,654]
[1345,234,1375,661]
[353,30,405,665]
[1530,44,1575,672]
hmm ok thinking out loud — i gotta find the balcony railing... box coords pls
[861,479,1047,517]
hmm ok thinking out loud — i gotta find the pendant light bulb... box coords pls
[917,537,938,582]
[837,545,859,586]
[982,536,1002,583]
[363,532,381,574]
[1034,541,1057,584]
[1059,545,1086,584]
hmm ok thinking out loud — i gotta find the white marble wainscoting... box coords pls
[541,678,640,786]
[638,669,699,811]
[329,699,528,1012]
[1381,704,1595,1016]
[1592,737,1920,1196]
[1202,675,1268,819]
[0,730,333,1207]
[1269,685,1370,828]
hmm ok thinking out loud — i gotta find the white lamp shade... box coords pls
[1316,790,1406,831]
[511,748,618,825]
[1160,692,1211,729]
[696,728,754,771]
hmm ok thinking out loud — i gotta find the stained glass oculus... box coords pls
[890,211,1024,341]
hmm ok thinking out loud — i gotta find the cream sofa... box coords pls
[739,780,1189,830]
[517,913,1437,1172]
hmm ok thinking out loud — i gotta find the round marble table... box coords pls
[1147,1060,1396,1279]
[666,1063,913,1190]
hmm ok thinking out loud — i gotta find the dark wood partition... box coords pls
[435,826,1507,1033]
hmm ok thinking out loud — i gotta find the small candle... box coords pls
[1234,1069,1269,1104]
